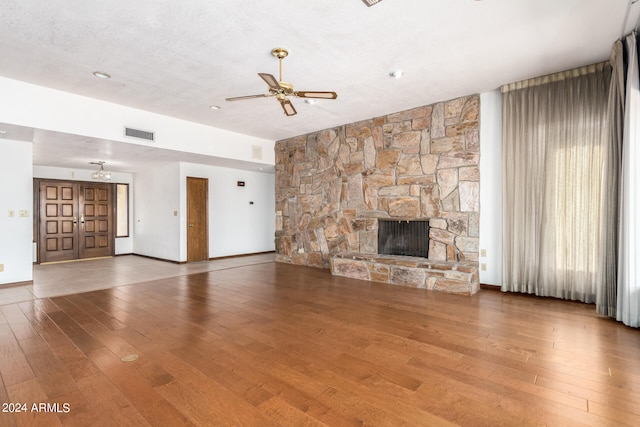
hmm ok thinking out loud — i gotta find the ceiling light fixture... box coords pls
[93,71,111,79]
[209,105,222,110]
[389,70,404,78]
[90,161,111,181]
[304,99,317,105]
[361,0,383,6]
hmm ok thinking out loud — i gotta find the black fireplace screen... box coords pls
[378,219,429,258]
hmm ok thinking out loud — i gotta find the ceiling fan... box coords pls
[226,47,337,116]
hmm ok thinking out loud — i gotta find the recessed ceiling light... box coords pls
[209,105,222,110]
[93,71,111,79]
[304,99,317,105]
[389,70,404,79]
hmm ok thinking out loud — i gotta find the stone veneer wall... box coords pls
[275,94,480,269]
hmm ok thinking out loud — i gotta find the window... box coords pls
[116,183,129,237]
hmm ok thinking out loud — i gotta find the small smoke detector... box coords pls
[251,145,263,160]
[361,0,383,6]
[124,126,155,142]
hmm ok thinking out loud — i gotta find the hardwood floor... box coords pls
[1,260,639,426]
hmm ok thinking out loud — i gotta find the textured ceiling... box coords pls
[0,0,639,172]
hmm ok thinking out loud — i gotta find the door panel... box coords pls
[37,180,114,263]
[39,181,79,262]
[187,177,208,262]
[79,183,113,259]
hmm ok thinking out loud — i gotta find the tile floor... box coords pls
[0,252,275,305]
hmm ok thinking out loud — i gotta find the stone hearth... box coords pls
[330,252,479,295]
[275,94,480,295]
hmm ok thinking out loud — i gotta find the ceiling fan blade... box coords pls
[225,94,269,101]
[294,91,338,99]
[258,73,281,90]
[280,98,297,116]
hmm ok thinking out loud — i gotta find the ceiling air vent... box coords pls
[361,0,383,6]
[124,127,155,142]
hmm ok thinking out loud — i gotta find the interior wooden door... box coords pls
[78,182,114,259]
[187,177,209,262]
[38,180,114,263]
[39,181,80,263]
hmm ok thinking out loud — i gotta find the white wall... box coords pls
[133,163,182,261]
[179,163,275,259]
[0,76,275,165]
[132,162,275,262]
[0,139,33,285]
[33,165,135,255]
[479,90,503,285]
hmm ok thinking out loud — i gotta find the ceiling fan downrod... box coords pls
[271,47,289,82]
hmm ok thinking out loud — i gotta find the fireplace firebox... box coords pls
[377,219,429,258]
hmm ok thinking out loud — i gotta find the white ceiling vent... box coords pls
[361,0,383,6]
[124,126,155,142]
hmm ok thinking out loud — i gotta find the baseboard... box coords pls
[128,251,275,264]
[40,256,113,265]
[480,283,501,291]
[0,280,34,288]
[209,251,275,261]
[131,253,186,264]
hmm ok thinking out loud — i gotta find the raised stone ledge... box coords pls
[330,252,479,295]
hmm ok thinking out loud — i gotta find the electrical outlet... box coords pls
[19,210,29,217]
[481,263,487,271]
[480,249,487,257]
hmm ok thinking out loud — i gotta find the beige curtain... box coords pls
[597,41,624,317]
[502,63,611,302]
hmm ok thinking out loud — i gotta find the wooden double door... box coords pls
[37,180,114,263]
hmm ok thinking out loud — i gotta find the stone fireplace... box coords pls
[275,94,480,295]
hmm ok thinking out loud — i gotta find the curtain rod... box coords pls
[501,62,609,93]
